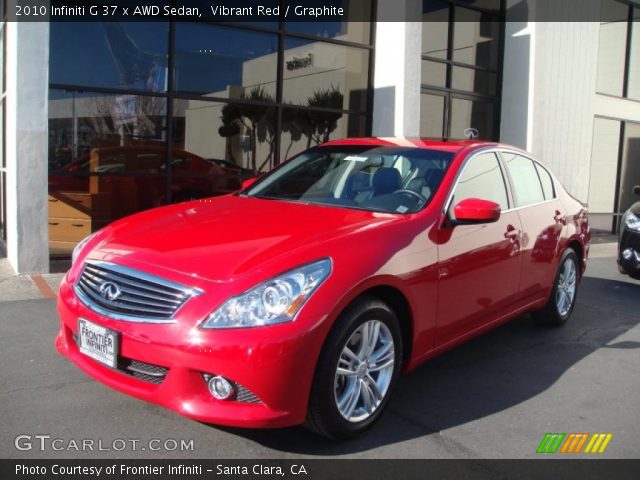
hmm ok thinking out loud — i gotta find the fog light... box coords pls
[622,248,634,261]
[205,375,235,400]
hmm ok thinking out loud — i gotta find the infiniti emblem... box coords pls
[99,281,122,301]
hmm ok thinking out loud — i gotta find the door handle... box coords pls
[554,210,566,224]
[504,225,519,239]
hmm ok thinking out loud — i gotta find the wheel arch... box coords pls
[565,237,585,279]
[323,279,415,374]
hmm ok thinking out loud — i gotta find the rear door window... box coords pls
[502,153,545,207]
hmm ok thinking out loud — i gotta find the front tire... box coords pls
[305,297,402,439]
[533,249,579,327]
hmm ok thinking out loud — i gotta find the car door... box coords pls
[436,151,523,345]
[500,152,565,300]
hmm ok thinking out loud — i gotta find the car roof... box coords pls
[320,137,500,153]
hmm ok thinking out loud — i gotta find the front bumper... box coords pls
[55,274,327,428]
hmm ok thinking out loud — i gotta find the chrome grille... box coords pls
[74,261,200,323]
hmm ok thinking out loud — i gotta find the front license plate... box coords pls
[78,318,119,368]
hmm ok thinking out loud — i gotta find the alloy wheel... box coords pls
[555,257,577,317]
[334,320,395,423]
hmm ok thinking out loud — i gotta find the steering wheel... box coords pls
[393,189,428,204]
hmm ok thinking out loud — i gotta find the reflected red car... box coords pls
[49,145,248,208]
[55,138,590,439]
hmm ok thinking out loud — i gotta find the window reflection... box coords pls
[282,38,369,112]
[450,97,495,140]
[453,8,500,69]
[452,66,497,95]
[286,20,371,45]
[422,60,447,87]
[50,22,169,92]
[174,23,278,98]
[280,108,366,162]
[422,1,449,59]
[421,1,503,141]
[172,98,265,180]
[49,90,167,172]
[420,93,445,138]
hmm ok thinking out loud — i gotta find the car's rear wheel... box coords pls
[533,249,579,327]
[305,297,402,439]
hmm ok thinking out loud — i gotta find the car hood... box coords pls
[91,195,402,282]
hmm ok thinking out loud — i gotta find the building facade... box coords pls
[1,0,639,273]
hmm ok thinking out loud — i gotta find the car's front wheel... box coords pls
[533,248,579,327]
[305,297,402,439]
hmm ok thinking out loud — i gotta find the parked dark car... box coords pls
[618,185,640,279]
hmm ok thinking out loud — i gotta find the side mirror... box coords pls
[633,185,640,196]
[452,198,501,224]
[241,177,257,190]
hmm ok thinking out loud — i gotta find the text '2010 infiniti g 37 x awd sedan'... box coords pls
[56,138,590,439]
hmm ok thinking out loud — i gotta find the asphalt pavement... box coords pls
[1,242,638,459]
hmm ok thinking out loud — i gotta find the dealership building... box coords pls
[0,0,639,274]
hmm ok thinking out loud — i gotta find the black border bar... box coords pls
[5,0,640,22]
[3,459,640,480]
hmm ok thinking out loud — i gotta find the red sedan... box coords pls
[55,138,590,439]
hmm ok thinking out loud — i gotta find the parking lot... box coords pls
[1,240,639,459]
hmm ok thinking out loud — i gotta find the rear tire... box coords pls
[532,249,579,327]
[305,297,402,439]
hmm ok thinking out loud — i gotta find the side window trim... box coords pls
[443,148,512,215]
[533,160,556,200]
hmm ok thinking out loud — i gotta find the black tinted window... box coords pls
[503,153,545,207]
[453,152,509,210]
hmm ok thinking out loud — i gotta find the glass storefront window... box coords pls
[282,37,370,113]
[48,19,374,256]
[420,93,446,138]
[450,97,495,140]
[49,22,169,92]
[286,22,371,45]
[284,0,372,44]
[463,0,502,13]
[422,1,449,59]
[174,23,278,99]
[421,1,504,141]
[173,98,276,175]
[280,108,366,161]
[452,8,501,70]
[48,90,167,173]
[421,60,447,88]
[452,66,497,96]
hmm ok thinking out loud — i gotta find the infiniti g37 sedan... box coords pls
[56,138,590,439]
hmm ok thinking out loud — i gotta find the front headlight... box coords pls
[201,258,332,329]
[71,232,97,265]
[625,212,640,232]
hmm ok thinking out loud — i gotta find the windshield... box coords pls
[244,146,456,214]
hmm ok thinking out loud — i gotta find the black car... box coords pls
[618,185,640,279]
